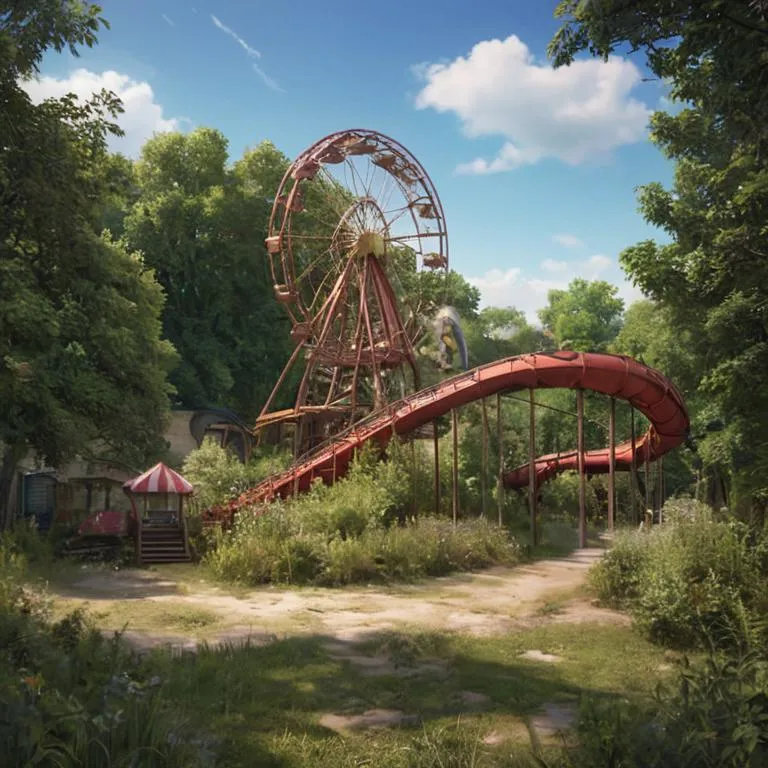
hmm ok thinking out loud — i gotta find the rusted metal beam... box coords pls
[481,398,489,519]
[433,420,440,515]
[608,397,616,532]
[577,389,586,548]
[497,392,503,526]
[451,409,459,527]
[644,445,651,526]
[630,407,638,525]
[529,388,537,546]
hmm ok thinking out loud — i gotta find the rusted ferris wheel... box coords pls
[256,129,449,455]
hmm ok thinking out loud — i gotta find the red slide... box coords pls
[204,351,689,523]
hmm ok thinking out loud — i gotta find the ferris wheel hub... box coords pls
[356,230,386,258]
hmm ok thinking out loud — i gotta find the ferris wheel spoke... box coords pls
[383,205,416,232]
[294,206,344,238]
[294,243,338,285]
[287,234,338,242]
[308,261,347,314]
[387,231,443,243]
[317,167,354,221]
[378,169,403,217]
[346,157,372,201]
[363,151,377,198]
[381,204,409,217]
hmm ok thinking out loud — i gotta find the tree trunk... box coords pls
[0,444,24,530]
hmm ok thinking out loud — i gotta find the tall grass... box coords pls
[591,498,768,650]
[0,534,199,767]
[202,441,520,586]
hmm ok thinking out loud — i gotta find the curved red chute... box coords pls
[205,352,689,524]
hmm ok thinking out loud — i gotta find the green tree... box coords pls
[0,1,176,524]
[122,132,292,419]
[550,0,768,512]
[464,306,546,366]
[538,278,624,351]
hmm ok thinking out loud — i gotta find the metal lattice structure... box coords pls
[257,129,448,455]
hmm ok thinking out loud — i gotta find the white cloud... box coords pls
[468,255,643,323]
[541,259,569,274]
[21,69,180,157]
[210,14,282,91]
[552,233,584,249]
[414,35,650,173]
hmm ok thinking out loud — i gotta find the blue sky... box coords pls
[29,0,674,320]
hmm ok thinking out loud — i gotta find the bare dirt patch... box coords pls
[48,548,616,650]
[319,709,418,733]
[520,649,563,663]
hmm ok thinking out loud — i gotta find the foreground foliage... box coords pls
[0,538,197,767]
[591,500,768,650]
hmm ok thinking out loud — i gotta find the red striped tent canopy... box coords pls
[123,462,194,495]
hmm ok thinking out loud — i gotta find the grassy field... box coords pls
[134,622,672,766]
[23,524,674,766]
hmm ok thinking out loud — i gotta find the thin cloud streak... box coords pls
[210,14,282,91]
[211,14,261,58]
[253,64,283,92]
[161,13,174,27]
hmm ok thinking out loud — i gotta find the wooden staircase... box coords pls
[139,525,191,564]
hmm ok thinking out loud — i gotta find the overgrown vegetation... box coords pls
[202,443,520,586]
[0,537,198,767]
[564,648,768,768]
[182,438,291,511]
[591,500,768,651]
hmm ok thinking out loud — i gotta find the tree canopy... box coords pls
[550,0,768,511]
[538,278,624,352]
[0,1,176,523]
[121,131,292,419]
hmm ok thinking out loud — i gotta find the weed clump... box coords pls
[591,499,768,650]
[203,442,520,587]
[0,535,199,767]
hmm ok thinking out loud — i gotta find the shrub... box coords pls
[295,470,391,539]
[206,513,520,587]
[590,530,650,604]
[568,646,768,768]
[321,536,379,585]
[592,501,768,649]
[0,535,199,766]
[182,438,290,510]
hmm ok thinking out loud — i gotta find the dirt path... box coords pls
[54,547,625,652]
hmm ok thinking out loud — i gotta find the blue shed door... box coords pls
[23,473,56,531]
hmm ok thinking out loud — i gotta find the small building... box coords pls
[9,407,257,531]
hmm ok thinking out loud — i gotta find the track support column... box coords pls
[577,389,586,548]
[481,398,489,519]
[644,445,651,527]
[658,455,664,524]
[630,407,638,525]
[433,420,440,516]
[608,397,616,532]
[497,393,503,526]
[451,409,459,527]
[528,389,537,547]
[410,438,417,518]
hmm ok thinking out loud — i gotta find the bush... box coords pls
[182,438,290,511]
[567,646,768,767]
[205,512,520,587]
[591,500,768,649]
[0,535,199,767]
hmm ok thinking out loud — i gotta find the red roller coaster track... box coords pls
[204,351,689,524]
